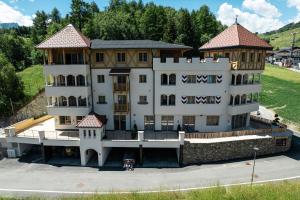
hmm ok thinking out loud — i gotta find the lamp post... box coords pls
[251,147,259,186]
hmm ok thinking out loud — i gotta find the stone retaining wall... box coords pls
[183,136,292,165]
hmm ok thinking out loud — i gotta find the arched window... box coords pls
[161,74,168,85]
[231,74,235,85]
[241,94,247,104]
[78,96,87,106]
[243,74,248,84]
[57,75,65,86]
[67,75,75,86]
[58,96,67,106]
[169,74,176,85]
[76,75,85,86]
[234,95,240,105]
[68,96,77,106]
[161,95,168,106]
[236,74,242,85]
[229,95,233,105]
[169,95,176,106]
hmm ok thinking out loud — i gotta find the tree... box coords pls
[31,10,48,44]
[0,57,24,117]
[193,5,225,46]
[70,0,91,31]
[50,7,61,23]
[140,4,167,40]
[175,9,195,47]
[163,9,177,43]
[90,1,99,14]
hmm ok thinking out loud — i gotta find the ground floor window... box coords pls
[161,115,174,131]
[182,116,195,132]
[144,115,154,131]
[59,116,71,125]
[206,116,219,126]
[276,138,287,146]
[231,113,248,129]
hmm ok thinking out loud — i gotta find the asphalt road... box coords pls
[0,135,299,197]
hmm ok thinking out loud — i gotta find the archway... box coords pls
[85,149,99,167]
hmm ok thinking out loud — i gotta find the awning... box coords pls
[109,68,131,76]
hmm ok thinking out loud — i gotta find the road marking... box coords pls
[0,175,299,195]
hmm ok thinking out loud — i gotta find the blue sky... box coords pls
[0,0,300,33]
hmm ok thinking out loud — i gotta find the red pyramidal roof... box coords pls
[76,112,107,128]
[199,23,272,50]
[36,24,90,49]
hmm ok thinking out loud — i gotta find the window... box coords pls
[67,75,75,86]
[187,96,195,104]
[206,116,219,126]
[139,75,147,83]
[138,96,147,104]
[241,52,247,62]
[257,53,262,62]
[68,96,77,106]
[208,75,216,83]
[276,138,287,146]
[161,74,168,85]
[78,96,87,106]
[187,75,196,83]
[250,53,255,62]
[161,116,174,131]
[169,74,176,85]
[58,96,67,106]
[93,130,96,138]
[117,52,126,62]
[59,116,71,125]
[96,52,104,62]
[98,96,106,104]
[76,116,84,123]
[139,52,148,62]
[144,115,154,130]
[161,95,168,106]
[88,130,91,138]
[97,75,104,83]
[169,95,176,106]
[76,75,85,86]
[206,96,216,104]
[83,130,86,138]
[183,116,195,132]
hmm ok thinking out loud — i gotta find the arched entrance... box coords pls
[85,149,99,167]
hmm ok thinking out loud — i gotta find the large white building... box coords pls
[3,23,275,167]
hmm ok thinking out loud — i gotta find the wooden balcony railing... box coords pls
[114,103,129,112]
[113,83,129,92]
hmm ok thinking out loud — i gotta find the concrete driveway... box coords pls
[0,135,299,197]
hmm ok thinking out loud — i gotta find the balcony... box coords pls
[47,105,92,116]
[113,83,129,92]
[114,103,129,113]
[228,102,259,115]
[44,64,89,76]
[229,84,261,95]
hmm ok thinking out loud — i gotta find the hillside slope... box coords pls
[260,27,300,49]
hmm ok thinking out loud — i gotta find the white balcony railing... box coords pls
[228,102,259,115]
[44,64,89,76]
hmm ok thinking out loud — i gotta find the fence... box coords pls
[185,116,287,139]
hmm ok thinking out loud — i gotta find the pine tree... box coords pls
[50,7,61,23]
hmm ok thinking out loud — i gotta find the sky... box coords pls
[0,0,300,33]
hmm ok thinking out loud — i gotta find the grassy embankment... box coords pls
[17,65,44,100]
[1,181,300,199]
[261,64,300,129]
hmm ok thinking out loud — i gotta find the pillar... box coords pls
[179,145,184,167]
[139,145,143,165]
[64,75,67,86]
[234,75,237,85]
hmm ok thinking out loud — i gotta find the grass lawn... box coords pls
[2,181,299,200]
[17,65,44,99]
[261,64,300,128]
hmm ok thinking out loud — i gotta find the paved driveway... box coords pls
[0,135,299,197]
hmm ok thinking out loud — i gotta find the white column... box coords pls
[85,75,87,86]
[64,76,67,86]
[233,95,235,106]
[67,97,69,107]
[75,75,77,86]
[234,75,237,85]
[241,75,244,85]
[76,97,79,107]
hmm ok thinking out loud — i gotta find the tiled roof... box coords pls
[36,24,90,49]
[91,39,192,49]
[199,23,273,50]
[76,112,107,128]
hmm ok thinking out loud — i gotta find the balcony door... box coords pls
[117,95,127,104]
[117,76,127,84]
[114,115,126,130]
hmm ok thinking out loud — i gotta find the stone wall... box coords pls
[183,136,292,165]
